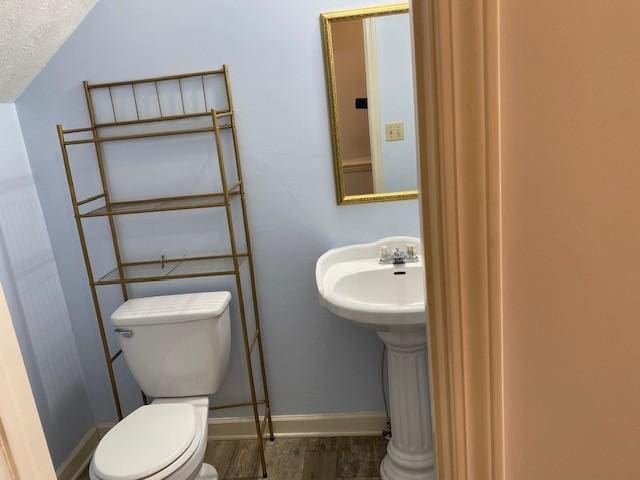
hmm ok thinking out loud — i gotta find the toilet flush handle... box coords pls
[114,328,133,338]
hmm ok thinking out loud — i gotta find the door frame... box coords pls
[0,285,57,480]
[362,17,385,193]
[411,0,504,479]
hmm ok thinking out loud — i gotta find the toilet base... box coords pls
[195,463,218,479]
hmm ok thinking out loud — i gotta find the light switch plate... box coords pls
[385,122,404,142]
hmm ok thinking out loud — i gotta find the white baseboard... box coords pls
[63,411,386,478]
[208,411,387,440]
[97,411,387,440]
[55,427,100,480]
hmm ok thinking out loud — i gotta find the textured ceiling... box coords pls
[0,0,96,102]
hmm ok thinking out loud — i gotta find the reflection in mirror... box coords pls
[321,4,417,204]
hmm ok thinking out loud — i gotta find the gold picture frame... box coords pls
[320,3,417,205]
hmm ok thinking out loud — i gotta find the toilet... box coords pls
[89,291,232,480]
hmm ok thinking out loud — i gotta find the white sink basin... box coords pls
[315,236,426,330]
[315,236,434,480]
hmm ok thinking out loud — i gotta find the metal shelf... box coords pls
[56,65,274,477]
[79,183,241,218]
[94,253,248,285]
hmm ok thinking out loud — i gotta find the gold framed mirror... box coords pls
[321,4,418,205]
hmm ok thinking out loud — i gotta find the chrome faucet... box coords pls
[379,244,419,264]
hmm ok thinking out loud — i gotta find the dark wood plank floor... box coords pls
[79,436,387,480]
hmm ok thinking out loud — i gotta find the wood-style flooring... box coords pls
[80,436,388,480]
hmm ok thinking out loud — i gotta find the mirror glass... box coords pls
[321,4,418,204]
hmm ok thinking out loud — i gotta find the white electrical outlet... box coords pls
[385,122,404,142]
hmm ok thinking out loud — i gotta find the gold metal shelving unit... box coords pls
[56,66,274,477]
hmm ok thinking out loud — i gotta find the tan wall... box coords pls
[501,2,640,478]
[332,19,371,162]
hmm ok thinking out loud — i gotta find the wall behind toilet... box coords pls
[15,0,420,425]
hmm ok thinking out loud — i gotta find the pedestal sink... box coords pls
[316,236,434,480]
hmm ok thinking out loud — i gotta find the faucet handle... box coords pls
[405,243,418,261]
[379,245,391,262]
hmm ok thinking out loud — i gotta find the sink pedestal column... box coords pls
[378,329,435,480]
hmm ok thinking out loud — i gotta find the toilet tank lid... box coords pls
[111,292,231,327]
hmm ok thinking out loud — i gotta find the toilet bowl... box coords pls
[89,292,232,480]
[89,398,215,480]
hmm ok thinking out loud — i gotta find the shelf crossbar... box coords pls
[78,183,241,218]
[86,68,224,90]
[62,110,232,134]
[209,399,266,411]
[62,123,232,145]
[93,253,249,286]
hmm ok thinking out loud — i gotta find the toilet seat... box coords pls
[91,403,203,480]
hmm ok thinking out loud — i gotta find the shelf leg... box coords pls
[57,125,123,420]
[210,109,268,477]
[83,82,132,419]
[83,82,129,305]
[222,64,275,442]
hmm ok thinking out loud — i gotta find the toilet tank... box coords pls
[111,292,231,398]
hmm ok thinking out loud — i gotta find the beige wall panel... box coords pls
[501,2,640,478]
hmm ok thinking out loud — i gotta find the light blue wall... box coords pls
[0,103,94,467]
[16,0,420,424]
[375,13,418,192]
